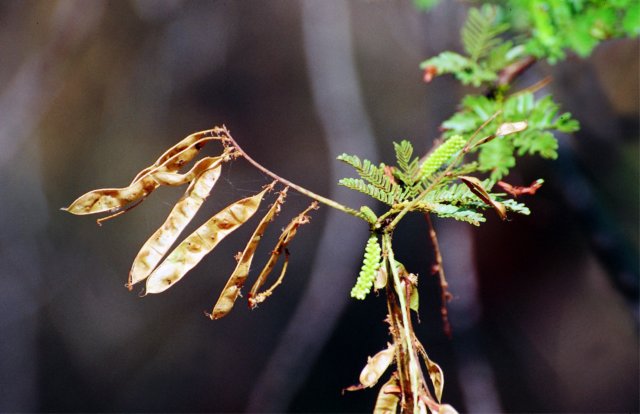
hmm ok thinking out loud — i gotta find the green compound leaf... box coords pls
[462,6,510,62]
[393,140,420,183]
[338,153,406,204]
[351,235,382,300]
[339,178,404,206]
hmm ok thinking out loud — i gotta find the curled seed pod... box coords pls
[418,135,467,181]
[247,201,319,308]
[350,234,382,300]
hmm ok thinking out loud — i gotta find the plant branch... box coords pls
[222,127,361,217]
[385,110,502,232]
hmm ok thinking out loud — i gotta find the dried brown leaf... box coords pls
[128,165,223,289]
[247,202,319,308]
[144,184,274,294]
[459,175,506,220]
[207,188,288,320]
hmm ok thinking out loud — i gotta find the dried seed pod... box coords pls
[144,184,274,294]
[207,188,288,320]
[495,121,528,137]
[63,137,220,216]
[345,344,396,391]
[373,265,388,291]
[247,202,318,308]
[416,342,445,403]
[130,128,225,183]
[152,154,228,186]
[373,375,400,414]
[459,175,506,220]
[128,165,223,289]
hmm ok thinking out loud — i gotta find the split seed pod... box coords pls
[144,184,274,294]
[207,188,288,320]
[128,164,223,289]
[63,136,220,217]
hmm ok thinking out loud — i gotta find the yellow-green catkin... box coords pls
[351,234,382,300]
[418,135,466,181]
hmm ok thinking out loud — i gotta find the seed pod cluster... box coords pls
[350,234,382,300]
[418,135,466,181]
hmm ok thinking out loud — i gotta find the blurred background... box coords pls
[0,0,637,412]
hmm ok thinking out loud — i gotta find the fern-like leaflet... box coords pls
[462,6,509,62]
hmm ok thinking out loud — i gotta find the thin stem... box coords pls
[222,128,361,217]
[424,213,452,338]
[508,75,553,98]
[497,56,537,86]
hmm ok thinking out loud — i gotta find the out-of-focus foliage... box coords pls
[508,0,640,62]
[421,5,518,86]
[421,0,640,77]
[442,92,580,180]
[338,119,540,230]
[413,0,441,12]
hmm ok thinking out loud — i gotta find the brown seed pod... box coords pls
[247,201,319,308]
[144,184,274,295]
[128,165,223,289]
[207,188,288,320]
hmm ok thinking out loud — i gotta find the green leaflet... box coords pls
[338,153,405,206]
[351,235,382,300]
[440,92,579,180]
[339,178,404,206]
[462,6,510,62]
[420,6,519,86]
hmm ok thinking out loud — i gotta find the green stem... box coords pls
[223,129,361,217]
